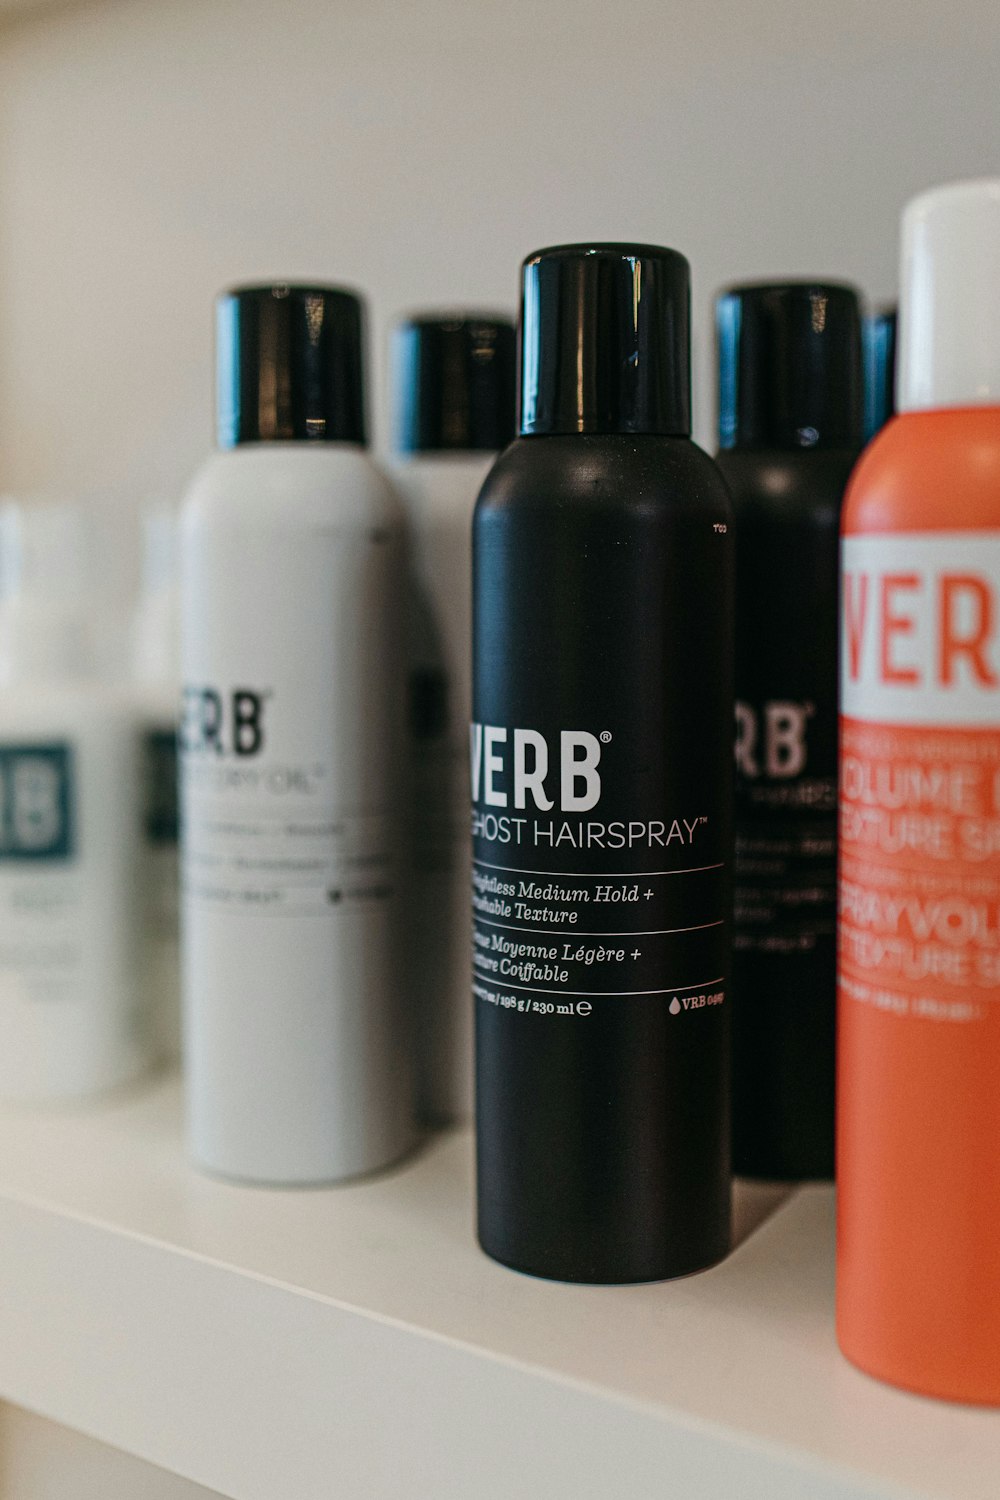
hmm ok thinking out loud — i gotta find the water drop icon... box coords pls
[669,998,681,1016]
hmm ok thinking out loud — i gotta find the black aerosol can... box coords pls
[715,282,863,1181]
[473,244,734,1282]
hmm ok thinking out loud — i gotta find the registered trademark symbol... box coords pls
[600,731,612,743]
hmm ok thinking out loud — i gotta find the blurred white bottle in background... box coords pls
[0,501,148,1101]
[390,314,515,1122]
[130,506,181,1062]
[182,284,415,1183]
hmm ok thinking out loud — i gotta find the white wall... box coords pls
[0,0,997,502]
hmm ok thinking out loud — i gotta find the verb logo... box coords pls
[841,534,1000,724]
[180,687,268,756]
[734,700,813,779]
[0,744,74,860]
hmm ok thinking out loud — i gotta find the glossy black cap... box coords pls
[519,244,691,437]
[864,306,897,440]
[716,282,863,450]
[216,283,366,448]
[393,314,516,453]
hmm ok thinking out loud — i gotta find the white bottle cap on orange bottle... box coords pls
[898,177,1000,412]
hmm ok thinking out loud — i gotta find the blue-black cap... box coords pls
[863,306,897,440]
[716,282,863,451]
[216,283,366,448]
[519,244,691,437]
[393,314,515,453]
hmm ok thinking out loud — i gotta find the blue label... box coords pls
[0,744,74,861]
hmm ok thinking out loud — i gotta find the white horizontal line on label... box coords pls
[475,977,725,997]
[473,917,726,937]
[472,859,725,877]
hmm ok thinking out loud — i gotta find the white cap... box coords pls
[898,178,1000,413]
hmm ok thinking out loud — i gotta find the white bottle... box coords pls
[181,283,415,1183]
[0,502,148,1101]
[130,506,181,1062]
[390,314,515,1122]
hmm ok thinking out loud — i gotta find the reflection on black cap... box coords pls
[519,244,691,438]
[216,284,366,448]
[864,307,897,440]
[716,282,863,451]
[394,315,516,453]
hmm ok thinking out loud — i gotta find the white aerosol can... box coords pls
[180,284,414,1184]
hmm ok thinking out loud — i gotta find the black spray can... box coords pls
[715,282,863,1181]
[473,244,734,1282]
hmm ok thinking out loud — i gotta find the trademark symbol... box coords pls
[600,731,612,743]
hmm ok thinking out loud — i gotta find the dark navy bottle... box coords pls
[716,282,863,1181]
[473,245,734,1282]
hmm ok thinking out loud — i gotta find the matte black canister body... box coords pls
[716,282,863,1181]
[473,245,734,1282]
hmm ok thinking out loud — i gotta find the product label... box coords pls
[0,740,84,1009]
[181,683,395,917]
[0,744,74,861]
[471,722,727,1019]
[841,534,1000,724]
[734,698,836,955]
[839,533,1000,1024]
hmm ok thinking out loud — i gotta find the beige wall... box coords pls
[0,0,997,502]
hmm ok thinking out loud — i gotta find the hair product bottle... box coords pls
[716,282,863,1180]
[391,313,515,1123]
[838,179,1000,1404]
[0,503,147,1100]
[473,244,733,1282]
[130,506,181,1061]
[180,284,414,1184]
[863,306,897,442]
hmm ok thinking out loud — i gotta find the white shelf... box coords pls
[0,1077,996,1500]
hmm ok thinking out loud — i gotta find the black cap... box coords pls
[216,283,366,448]
[393,314,516,453]
[519,244,691,437]
[864,306,897,440]
[716,282,863,450]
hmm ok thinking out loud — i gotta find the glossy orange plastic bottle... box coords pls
[838,181,1000,1404]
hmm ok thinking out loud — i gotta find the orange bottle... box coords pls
[837,180,1000,1403]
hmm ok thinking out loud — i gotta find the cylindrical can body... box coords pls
[180,444,415,1184]
[393,452,494,1123]
[722,448,857,1180]
[0,685,147,1100]
[473,434,733,1282]
[837,408,1000,1404]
